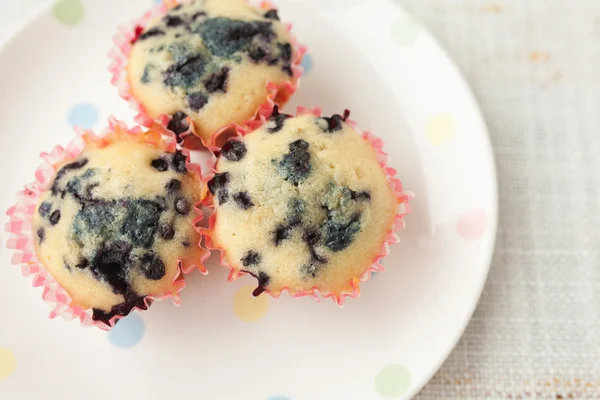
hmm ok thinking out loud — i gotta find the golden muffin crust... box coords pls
[33,135,205,324]
[128,0,297,144]
[208,112,400,297]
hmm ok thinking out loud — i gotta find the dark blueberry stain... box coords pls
[319,110,351,133]
[218,189,229,205]
[302,229,328,265]
[167,112,190,142]
[350,190,371,201]
[165,179,182,192]
[121,200,162,248]
[73,199,162,249]
[38,202,52,217]
[263,10,279,20]
[207,172,230,195]
[141,64,154,84]
[64,168,98,204]
[241,250,261,266]
[90,241,133,295]
[163,55,206,89]
[73,201,119,241]
[50,158,88,196]
[139,252,166,280]
[76,259,89,270]
[175,197,190,215]
[278,43,292,63]
[203,67,229,93]
[139,27,165,41]
[221,140,246,161]
[192,11,207,20]
[265,106,292,133]
[151,157,169,171]
[172,4,182,11]
[249,45,268,61]
[322,215,361,252]
[163,15,185,27]
[272,198,305,245]
[273,224,291,246]
[233,192,254,209]
[187,92,208,111]
[49,210,61,225]
[198,17,275,58]
[37,227,45,244]
[167,42,193,64]
[181,240,191,247]
[154,196,168,211]
[172,150,188,173]
[92,295,148,326]
[64,261,72,272]
[276,139,311,185]
[288,198,305,225]
[252,271,271,296]
[282,64,292,76]
[158,221,175,240]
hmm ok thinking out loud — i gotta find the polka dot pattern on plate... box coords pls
[233,285,270,322]
[108,314,145,348]
[300,53,313,75]
[390,17,421,47]
[425,113,455,145]
[374,364,411,398]
[0,347,16,380]
[52,0,85,26]
[457,208,488,240]
[268,396,292,400]
[67,102,98,129]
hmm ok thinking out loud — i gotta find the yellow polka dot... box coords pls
[233,285,269,322]
[425,114,455,145]
[0,347,16,380]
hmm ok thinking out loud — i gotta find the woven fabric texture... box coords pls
[399,0,600,398]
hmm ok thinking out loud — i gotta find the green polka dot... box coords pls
[390,18,421,47]
[52,0,85,26]
[374,364,411,398]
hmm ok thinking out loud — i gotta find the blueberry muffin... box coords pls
[32,129,206,325]
[206,110,405,300]
[127,0,302,147]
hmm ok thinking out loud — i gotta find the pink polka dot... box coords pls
[456,209,488,239]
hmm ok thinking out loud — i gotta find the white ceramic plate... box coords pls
[0,0,497,398]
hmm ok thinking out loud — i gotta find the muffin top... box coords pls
[33,134,205,324]
[207,111,400,297]
[128,0,297,144]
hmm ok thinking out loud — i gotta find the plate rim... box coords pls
[0,1,499,398]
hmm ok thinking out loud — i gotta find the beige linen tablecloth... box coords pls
[401,0,600,398]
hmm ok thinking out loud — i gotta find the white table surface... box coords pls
[1,0,599,399]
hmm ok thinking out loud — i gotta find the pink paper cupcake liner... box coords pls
[201,106,414,305]
[108,0,307,149]
[5,118,208,330]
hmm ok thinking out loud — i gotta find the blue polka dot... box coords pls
[108,314,145,348]
[67,102,98,129]
[300,53,313,75]
[268,397,291,400]
[371,272,378,278]
[154,0,162,4]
